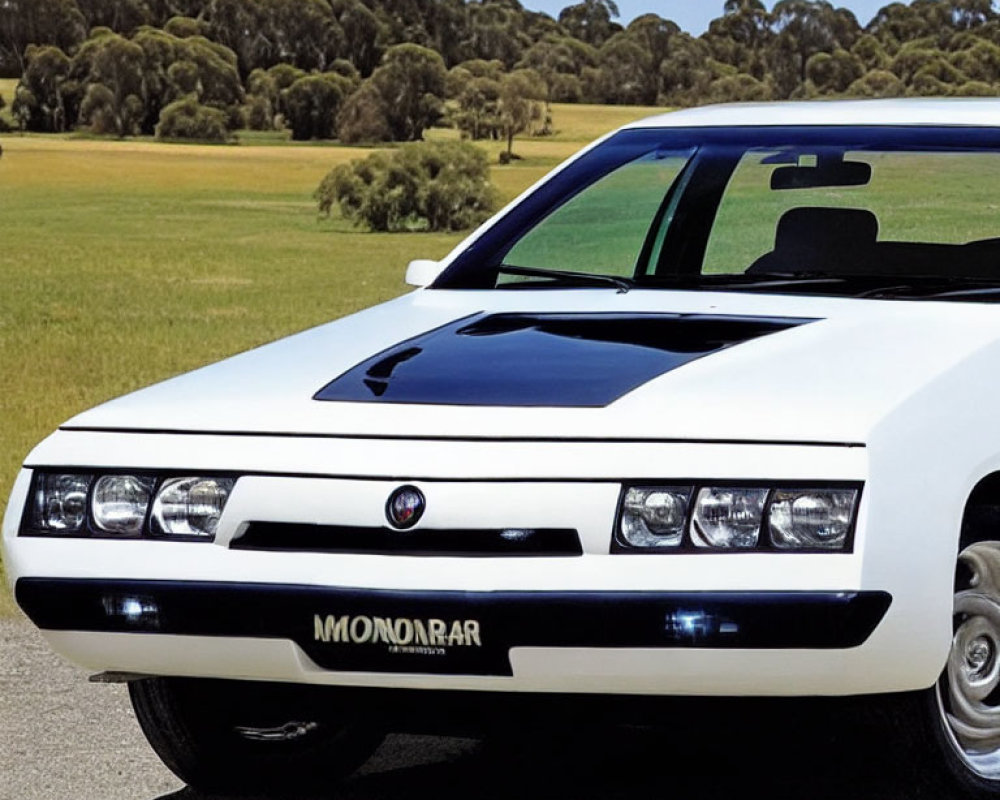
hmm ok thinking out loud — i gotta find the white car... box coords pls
[9,98,1000,797]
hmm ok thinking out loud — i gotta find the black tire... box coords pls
[874,688,1000,800]
[129,677,383,797]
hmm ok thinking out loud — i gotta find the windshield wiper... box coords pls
[851,277,1000,300]
[920,285,1000,300]
[497,265,633,293]
[630,271,850,292]
[700,271,847,289]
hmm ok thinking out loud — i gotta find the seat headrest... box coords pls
[774,207,879,254]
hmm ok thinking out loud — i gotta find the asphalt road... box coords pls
[1,613,934,800]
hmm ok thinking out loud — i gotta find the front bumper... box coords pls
[16,579,891,676]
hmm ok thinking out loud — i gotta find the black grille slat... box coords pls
[231,523,583,557]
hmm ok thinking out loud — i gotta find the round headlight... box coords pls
[769,489,857,550]
[619,487,691,547]
[33,473,93,532]
[691,487,768,549]
[92,475,155,535]
[151,477,235,538]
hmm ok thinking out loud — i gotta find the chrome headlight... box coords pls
[768,488,859,550]
[151,477,235,538]
[92,475,155,536]
[30,473,93,533]
[618,486,692,548]
[614,482,861,552]
[691,487,768,549]
[23,471,237,541]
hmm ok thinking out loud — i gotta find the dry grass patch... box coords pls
[0,77,16,104]
[546,102,669,142]
[0,586,16,618]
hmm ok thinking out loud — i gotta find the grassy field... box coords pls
[0,102,667,614]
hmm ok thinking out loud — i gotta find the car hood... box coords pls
[64,288,1000,444]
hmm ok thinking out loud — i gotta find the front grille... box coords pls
[231,522,583,557]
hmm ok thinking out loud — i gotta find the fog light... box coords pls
[691,487,768,549]
[151,477,235,538]
[31,473,93,533]
[769,489,858,550]
[619,487,692,548]
[500,528,533,542]
[665,610,740,640]
[102,595,159,628]
[92,475,155,535]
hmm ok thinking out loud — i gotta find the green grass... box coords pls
[0,103,666,614]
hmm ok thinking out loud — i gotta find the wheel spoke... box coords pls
[939,542,1000,775]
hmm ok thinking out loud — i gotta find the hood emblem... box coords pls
[386,486,425,529]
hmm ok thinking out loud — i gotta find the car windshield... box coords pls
[433,126,1000,300]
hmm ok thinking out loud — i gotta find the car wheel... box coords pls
[887,541,1000,798]
[129,677,383,796]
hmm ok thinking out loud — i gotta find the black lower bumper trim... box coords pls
[16,579,891,677]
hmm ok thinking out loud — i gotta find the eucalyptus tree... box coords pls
[0,0,85,76]
[74,30,146,136]
[331,0,383,76]
[625,14,680,78]
[558,0,621,46]
[950,0,996,29]
[704,0,771,80]
[128,28,242,133]
[498,67,545,157]
[463,1,528,67]
[950,36,1000,83]
[767,0,861,97]
[255,0,344,72]
[804,47,864,93]
[13,44,71,131]
[451,72,502,140]
[336,79,391,142]
[75,0,151,34]
[370,43,447,140]
[516,35,596,100]
[283,71,353,139]
[595,32,654,104]
[658,33,714,106]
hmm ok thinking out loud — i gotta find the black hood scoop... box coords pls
[314,313,815,408]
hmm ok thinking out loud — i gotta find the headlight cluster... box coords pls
[615,483,860,553]
[24,471,237,541]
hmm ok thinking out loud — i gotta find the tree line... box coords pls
[4,0,1000,142]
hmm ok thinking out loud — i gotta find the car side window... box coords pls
[499,151,691,281]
